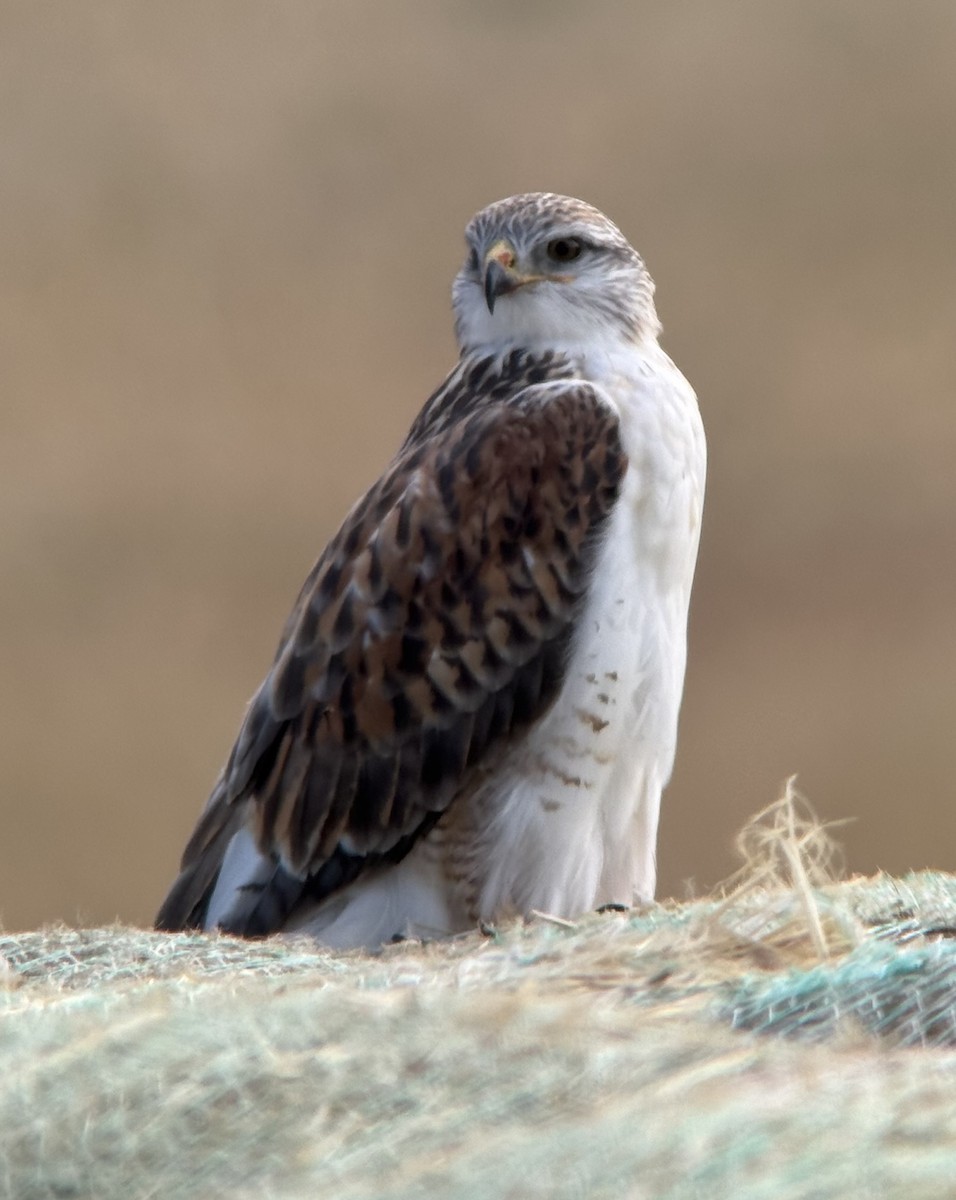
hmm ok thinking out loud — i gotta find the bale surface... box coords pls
[4,869,956,1200]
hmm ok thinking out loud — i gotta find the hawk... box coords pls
[156,193,706,948]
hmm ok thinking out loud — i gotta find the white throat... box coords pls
[455,279,660,359]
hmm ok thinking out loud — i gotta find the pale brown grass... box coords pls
[4,796,956,1199]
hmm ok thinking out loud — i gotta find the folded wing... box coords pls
[155,381,626,935]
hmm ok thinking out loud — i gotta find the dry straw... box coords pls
[3,783,956,1199]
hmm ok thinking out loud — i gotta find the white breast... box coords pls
[471,343,706,920]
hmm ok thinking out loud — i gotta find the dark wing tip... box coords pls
[154,784,246,932]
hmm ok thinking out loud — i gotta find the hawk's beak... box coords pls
[483,240,521,314]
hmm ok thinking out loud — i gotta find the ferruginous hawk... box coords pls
[156,193,706,948]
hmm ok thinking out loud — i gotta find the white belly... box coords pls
[471,353,705,919]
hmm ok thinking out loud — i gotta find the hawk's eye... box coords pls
[546,237,583,264]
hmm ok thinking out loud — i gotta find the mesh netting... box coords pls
[724,937,956,1046]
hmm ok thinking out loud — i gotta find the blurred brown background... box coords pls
[3,2,955,931]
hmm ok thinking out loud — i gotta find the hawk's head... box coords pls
[453,193,659,354]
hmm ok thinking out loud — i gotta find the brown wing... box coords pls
[156,381,626,934]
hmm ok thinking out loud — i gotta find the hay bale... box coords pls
[4,796,956,1198]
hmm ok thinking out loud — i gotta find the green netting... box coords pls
[724,938,956,1045]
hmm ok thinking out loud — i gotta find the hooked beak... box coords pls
[482,240,521,314]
